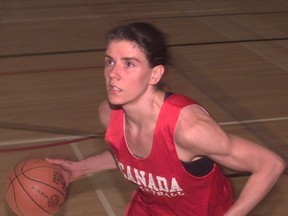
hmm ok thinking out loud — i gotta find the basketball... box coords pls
[5,159,67,216]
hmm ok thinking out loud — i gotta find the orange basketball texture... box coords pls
[5,159,67,216]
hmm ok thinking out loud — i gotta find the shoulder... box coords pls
[166,93,199,108]
[175,104,213,143]
[174,105,231,160]
[176,104,211,131]
[98,100,112,129]
[174,104,286,173]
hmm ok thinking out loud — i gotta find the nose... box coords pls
[106,63,121,80]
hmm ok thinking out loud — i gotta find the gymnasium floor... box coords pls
[0,0,287,215]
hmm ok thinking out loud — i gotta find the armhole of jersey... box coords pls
[181,157,214,177]
[165,92,214,177]
[190,104,210,116]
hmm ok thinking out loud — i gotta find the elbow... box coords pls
[272,156,286,177]
[257,155,286,180]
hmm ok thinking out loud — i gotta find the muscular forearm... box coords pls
[78,150,118,176]
[224,158,285,215]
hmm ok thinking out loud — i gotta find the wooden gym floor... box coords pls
[0,0,287,215]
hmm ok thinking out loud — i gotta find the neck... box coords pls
[123,90,164,126]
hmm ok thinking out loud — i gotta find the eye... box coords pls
[105,58,114,67]
[126,61,134,68]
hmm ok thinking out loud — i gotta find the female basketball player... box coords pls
[47,22,285,215]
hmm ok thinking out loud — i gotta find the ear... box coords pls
[149,65,165,85]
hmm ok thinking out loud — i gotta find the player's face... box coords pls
[104,40,154,106]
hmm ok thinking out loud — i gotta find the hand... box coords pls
[45,158,83,185]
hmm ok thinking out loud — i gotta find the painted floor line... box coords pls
[0,116,287,146]
[0,135,84,146]
[0,8,232,24]
[219,116,288,126]
[70,143,116,216]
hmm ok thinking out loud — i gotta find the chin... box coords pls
[107,96,124,106]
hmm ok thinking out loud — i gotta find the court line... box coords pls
[70,143,116,216]
[1,37,288,59]
[0,136,85,146]
[0,116,287,147]
[0,8,234,24]
[0,131,103,147]
[219,117,288,126]
[2,8,287,24]
[196,8,288,72]
[178,13,288,162]
[0,66,101,77]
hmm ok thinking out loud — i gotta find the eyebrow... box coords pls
[105,54,140,63]
[105,54,112,59]
[122,57,140,63]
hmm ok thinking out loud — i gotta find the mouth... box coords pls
[108,85,122,94]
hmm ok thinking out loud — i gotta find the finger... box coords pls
[45,157,67,166]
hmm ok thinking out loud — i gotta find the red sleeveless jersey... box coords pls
[105,93,233,215]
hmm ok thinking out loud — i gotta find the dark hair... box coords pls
[105,22,170,68]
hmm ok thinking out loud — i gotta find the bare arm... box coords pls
[175,105,286,216]
[46,100,117,184]
[46,150,117,184]
[222,136,285,215]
